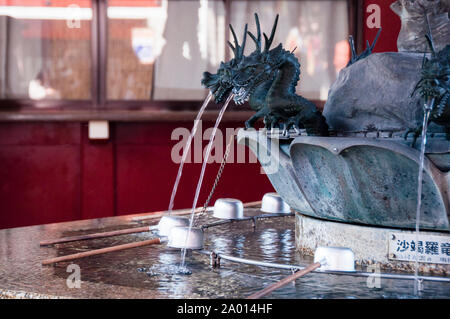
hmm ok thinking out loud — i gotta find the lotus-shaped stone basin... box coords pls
[237,129,450,231]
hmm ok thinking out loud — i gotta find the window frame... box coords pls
[0,0,362,120]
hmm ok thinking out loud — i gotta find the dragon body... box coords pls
[233,43,328,135]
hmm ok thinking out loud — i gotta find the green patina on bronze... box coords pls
[412,44,450,134]
[202,13,328,136]
[407,20,450,142]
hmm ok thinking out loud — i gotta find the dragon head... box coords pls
[201,61,235,103]
[231,14,285,105]
[417,54,450,100]
[201,24,248,103]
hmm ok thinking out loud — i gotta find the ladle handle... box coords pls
[39,226,150,246]
[243,200,262,208]
[246,262,321,299]
[42,238,161,265]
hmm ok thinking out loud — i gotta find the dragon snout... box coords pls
[201,72,217,88]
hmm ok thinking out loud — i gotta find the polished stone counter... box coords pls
[2,208,450,299]
[0,209,208,299]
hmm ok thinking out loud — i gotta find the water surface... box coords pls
[50,211,450,299]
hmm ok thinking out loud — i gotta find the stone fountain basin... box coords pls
[237,129,450,231]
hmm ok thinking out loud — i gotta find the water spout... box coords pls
[414,97,435,295]
[167,91,213,215]
[180,93,235,267]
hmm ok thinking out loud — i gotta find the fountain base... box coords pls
[295,212,450,275]
[237,129,450,231]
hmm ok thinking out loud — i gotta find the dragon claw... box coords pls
[245,119,255,130]
[404,127,421,148]
[281,123,289,137]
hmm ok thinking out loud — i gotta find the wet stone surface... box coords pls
[0,208,449,299]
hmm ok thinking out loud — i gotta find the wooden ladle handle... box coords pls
[42,238,162,265]
[40,226,150,246]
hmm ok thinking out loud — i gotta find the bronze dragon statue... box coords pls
[407,27,450,143]
[202,13,329,136]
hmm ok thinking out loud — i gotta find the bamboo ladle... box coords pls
[246,261,322,299]
[41,201,262,265]
[40,201,261,246]
[42,238,164,265]
[39,226,151,246]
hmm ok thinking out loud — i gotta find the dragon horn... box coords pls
[411,78,423,97]
[421,52,426,68]
[411,52,426,97]
[369,27,382,52]
[228,23,247,60]
[238,24,248,59]
[425,34,436,57]
[230,24,239,48]
[424,13,436,56]
[264,14,279,52]
[248,13,262,52]
[227,41,236,52]
[348,35,356,61]
[228,24,239,58]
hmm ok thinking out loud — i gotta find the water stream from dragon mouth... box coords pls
[180,93,235,268]
[167,91,212,215]
[413,98,434,296]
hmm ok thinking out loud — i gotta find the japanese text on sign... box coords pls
[388,233,450,264]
